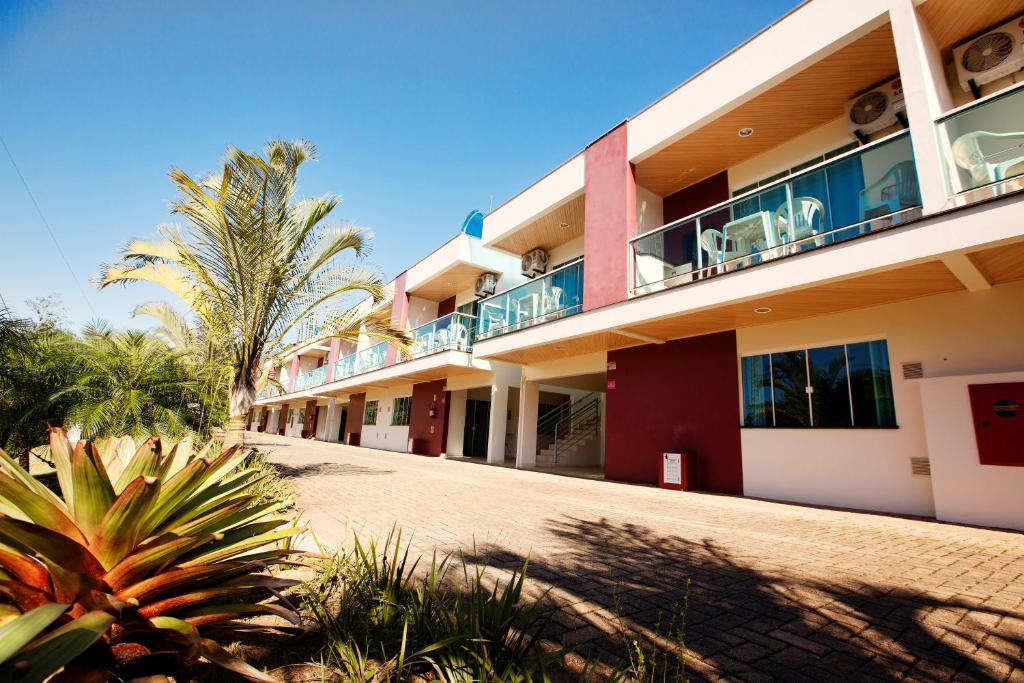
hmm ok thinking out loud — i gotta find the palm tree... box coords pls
[98,139,408,443]
[0,308,79,468]
[55,323,199,441]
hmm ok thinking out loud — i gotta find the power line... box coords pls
[0,134,98,317]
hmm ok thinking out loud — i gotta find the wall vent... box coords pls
[910,457,931,476]
[902,361,924,380]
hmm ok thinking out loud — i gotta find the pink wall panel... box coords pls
[583,122,636,311]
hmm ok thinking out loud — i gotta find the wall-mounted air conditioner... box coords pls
[520,248,549,278]
[845,77,906,144]
[954,15,1024,98]
[474,272,497,298]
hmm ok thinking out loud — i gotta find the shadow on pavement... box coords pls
[466,517,1023,681]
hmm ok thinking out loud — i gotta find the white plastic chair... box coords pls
[774,196,824,250]
[952,131,1024,188]
[542,286,563,316]
[700,228,743,267]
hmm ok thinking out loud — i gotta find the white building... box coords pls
[252,0,1024,531]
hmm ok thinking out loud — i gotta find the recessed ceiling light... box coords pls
[738,127,754,138]
[754,306,772,314]
[558,222,570,229]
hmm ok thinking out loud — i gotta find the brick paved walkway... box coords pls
[252,434,1024,682]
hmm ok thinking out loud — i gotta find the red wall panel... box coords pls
[345,393,366,445]
[278,403,289,435]
[583,123,636,311]
[662,171,730,224]
[605,331,743,494]
[409,380,448,456]
[437,296,457,317]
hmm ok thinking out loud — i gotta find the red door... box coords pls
[969,383,1024,466]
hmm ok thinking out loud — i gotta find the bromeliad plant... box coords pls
[0,428,304,681]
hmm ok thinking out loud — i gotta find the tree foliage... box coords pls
[98,139,409,437]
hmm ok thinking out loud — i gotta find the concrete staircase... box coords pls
[534,395,601,467]
[536,431,601,466]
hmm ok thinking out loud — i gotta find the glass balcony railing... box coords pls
[257,385,282,400]
[630,131,921,293]
[937,83,1024,196]
[409,312,475,358]
[293,365,328,392]
[333,341,388,381]
[476,259,584,340]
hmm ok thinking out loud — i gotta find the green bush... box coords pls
[300,530,555,682]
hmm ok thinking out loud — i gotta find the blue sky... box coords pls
[0,0,797,331]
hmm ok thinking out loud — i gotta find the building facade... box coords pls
[251,0,1024,531]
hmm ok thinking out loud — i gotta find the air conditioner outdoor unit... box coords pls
[845,77,906,144]
[474,272,497,298]
[521,248,549,277]
[954,15,1024,97]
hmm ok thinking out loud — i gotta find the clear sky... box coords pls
[0,0,797,331]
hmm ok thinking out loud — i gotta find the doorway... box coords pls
[463,399,490,457]
[337,407,348,442]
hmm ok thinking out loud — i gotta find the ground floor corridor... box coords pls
[250,433,1024,681]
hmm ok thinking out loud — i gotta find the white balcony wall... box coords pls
[636,185,664,235]
[738,280,1024,518]
[728,118,853,192]
[407,296,439,328]
[547,236,584,267]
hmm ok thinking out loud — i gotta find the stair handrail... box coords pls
[552,396,601,464]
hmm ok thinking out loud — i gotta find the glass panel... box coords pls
[633,220,699,287]
[807,345,852,427]
[630,132,920,291]
[409,312,475,358]
[771,350,810,427]
[334,341,388,381]
[846,340,896,427]
[937,85,1024,194]
[741,355,773,427]
[476,260,583,339]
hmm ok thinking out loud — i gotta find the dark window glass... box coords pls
[741,355,773,426]
[808,345,852,427]
[391,396,411,426]
[363,400,378,425]
[771,351,810,427]
[846,340,896,427]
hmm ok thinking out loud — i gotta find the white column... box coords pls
[267,408,279,435]
[446,390,467,457]
[889,0,954,215]
[324,400,343,442]
[486,383,509,464]
[515,380,540,469]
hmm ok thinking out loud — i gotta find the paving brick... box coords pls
[254,433,1024,680]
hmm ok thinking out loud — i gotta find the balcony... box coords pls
[937,83,1024,199]
[257,385,282,400]
[409,312,475,358]
[333,341,388,382]
[630,132,921,294]
[293,365,328,392]
[475,259,584,340]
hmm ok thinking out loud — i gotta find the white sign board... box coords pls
[663,453,682,486]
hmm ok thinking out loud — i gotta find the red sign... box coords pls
[607,379,616,390]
